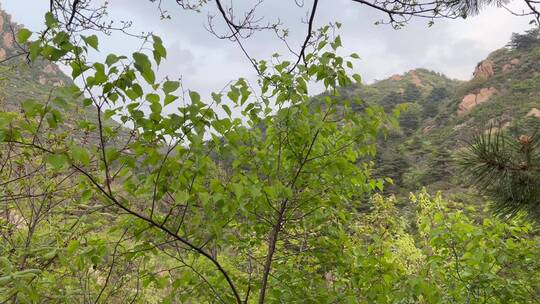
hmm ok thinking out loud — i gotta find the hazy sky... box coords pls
[1,0,534,97]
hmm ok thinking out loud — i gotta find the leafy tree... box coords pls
[0,15,392,303]
[1,7,539,304]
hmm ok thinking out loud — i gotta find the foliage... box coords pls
[399,102,423,135]
[0,14,394,303]
[508,28,540,50]
[304,191,540,303]
[460,130,540,222]
[0,10,539,304]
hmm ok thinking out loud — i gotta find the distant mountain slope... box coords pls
[0,7,122,137]
[0,5,537,201]
[351,29,540,197]
[0,8,72,104]
[0,7,98,135]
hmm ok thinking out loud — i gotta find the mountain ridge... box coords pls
[356,30,540,197]
[0,6,537,199]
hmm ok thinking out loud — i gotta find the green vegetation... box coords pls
[0,8,539,304]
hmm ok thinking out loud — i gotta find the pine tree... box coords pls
[403,84,422,103]
[460,130,540,221]
[430,147,452,180]
[507,28,540,50]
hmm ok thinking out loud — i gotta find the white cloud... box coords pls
[1,0,535,94]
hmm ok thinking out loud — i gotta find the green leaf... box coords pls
[22,99,41,117]
[150,102,162,114]
[29,41,41,61]
[83,98,93,107]
[163,81,180,94]
[174,190,189,203]
[17,28,32,43]
[152,35,167,65]
[47,153,69,170]
[222,104,232,117]
[227,89,239,104]
[133,52,155,84]
[164,94,178,106]
[189,91,201,104]
[45,12,58,28]
[146,93,160,104]
[82,35,99,50]
[71,145,90,166]
[93,63,107,84]
[105,54,120,66]
[211,93,222,104]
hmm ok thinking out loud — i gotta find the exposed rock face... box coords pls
[391,74,402,81]
[422,124,436,134]
[2,31,13,48]
[410,71,423,86]
[0,14,4,29]
[0,47,5,60]
[38,76,47,85]
[526,108,540,118]
[502,58,521,73]
[473,59,494,80]
[457,87,497,115]
[43,64,56,74]
[476,87,497,103]
[53,80,65,87]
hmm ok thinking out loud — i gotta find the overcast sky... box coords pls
[1,0,534,97]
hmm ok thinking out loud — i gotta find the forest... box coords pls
[0,0,539,303]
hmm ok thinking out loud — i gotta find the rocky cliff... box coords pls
[345,30,540,196]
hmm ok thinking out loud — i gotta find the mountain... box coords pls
[0,4,537,201]
[347,30,540,198]
[0,7,94,133]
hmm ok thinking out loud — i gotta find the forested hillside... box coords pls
[0,4,539,303]
[344,32,540,197]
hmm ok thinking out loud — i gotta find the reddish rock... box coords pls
[510,58,520,65]
[458,94,477,115]
[43,64,56,74]
[391,74,402,81]
[526,108,540,118]
[422,125,436,134]
[0,48,5,61]
[473,59,494,80]
[457,87,497,115]
[2,32,13,48]
[410,72,423,86]
[476,87,496,103]
[502,64,512,72]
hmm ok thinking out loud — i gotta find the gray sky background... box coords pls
[1,0,534,97]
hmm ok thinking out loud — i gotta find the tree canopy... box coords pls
[0,3,539,303]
